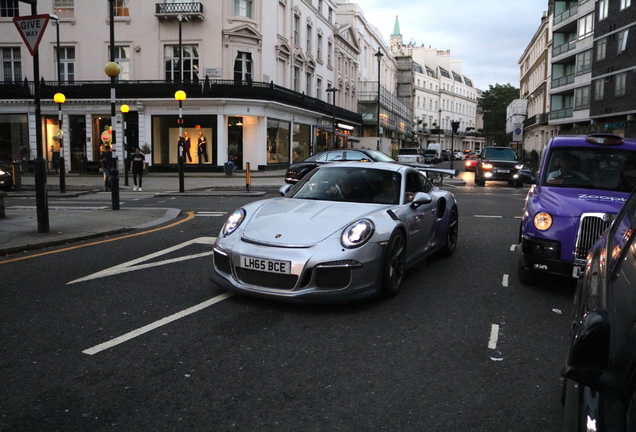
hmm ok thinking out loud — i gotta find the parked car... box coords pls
[423,149,439,164]
[474,146,524,187]
[562,188,636,431]
[517,133,636,285]
[464,155,478,172]
[453,152,464,161]
[396,147,424,164]
[284,149,395,184]
[0,160,14,191]
[212,162,459,302]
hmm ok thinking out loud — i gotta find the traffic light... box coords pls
[451,121,460,134]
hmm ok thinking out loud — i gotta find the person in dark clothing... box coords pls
[182,131,192,162]
[100,145,113,191]
[197,132,208,163]
[129,147,146,191]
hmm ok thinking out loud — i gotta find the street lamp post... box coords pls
[54,92,65,192]
[106,0,119,210]
[450,120,460,170]
[120,104,129,186]
[374,47,384,151]
[51,15,65,192]
[325,87,338,149]
[175,90,186,193]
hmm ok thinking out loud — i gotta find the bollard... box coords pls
[11,162,21,193]
[245,162,251,192]
[59,156,66,193]
[111,157,120,210]
[178,154,185,193]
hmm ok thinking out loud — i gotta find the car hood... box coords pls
[242,198,383,246]
[530,187,629,217]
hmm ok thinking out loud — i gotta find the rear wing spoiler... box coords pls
[416,166,459,188]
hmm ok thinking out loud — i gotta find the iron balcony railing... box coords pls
[0,79,362,124]
[155,2,204,17]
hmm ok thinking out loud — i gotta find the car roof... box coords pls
[548,134,636,149]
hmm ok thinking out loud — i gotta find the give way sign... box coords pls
[13,14,50,56]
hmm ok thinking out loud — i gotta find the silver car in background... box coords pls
[211,162,459,302]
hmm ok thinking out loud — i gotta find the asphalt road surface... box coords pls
[0,183,575,431]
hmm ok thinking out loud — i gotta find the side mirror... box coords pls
[518,169,538,185]
[279,184,291,196]
[562,310,610,387]
[410,192,433,207]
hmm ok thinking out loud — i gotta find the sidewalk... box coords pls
[1,169,464,256]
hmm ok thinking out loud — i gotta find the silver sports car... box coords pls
[211,162,459,302]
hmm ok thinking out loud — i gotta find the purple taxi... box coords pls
[517,133,636,284]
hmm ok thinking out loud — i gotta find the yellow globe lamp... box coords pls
[54,93,66,104]
[104,61,121,78]
[120,104,130,113]
[175,90,187,102]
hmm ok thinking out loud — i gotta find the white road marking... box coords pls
[510,244,517,251]
[514,216,522,219]
[68,236,217,284]
[196,211,226,217]
[82,292,234,355]
[488,324,500,350]
[502,274,509,287]
[474,215,503,218]
[8,206,109,211]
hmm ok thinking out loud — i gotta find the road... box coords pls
[0,177,575,431]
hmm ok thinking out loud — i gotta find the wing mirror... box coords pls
[279,184,291,196]
[410,192,433,208]
[518,169,538,185]
[562,310,610,387]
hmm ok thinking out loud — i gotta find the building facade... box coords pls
[0,0,363,173]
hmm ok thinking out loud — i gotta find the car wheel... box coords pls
[440,206,458,257]
[382,230,406,297]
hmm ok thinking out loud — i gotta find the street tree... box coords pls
[478,83,520,146]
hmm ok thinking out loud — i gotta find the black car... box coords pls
[562,189,636,431]
[0,160,14,191]
[284,149,396,184]
[474,146,524,187]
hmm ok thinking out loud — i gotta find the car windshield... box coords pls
[361,150,395,162]
[289,167,402,204]
[543,148,636,192]
[482,148,517,161]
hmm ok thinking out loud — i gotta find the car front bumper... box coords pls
[519,235,581,278]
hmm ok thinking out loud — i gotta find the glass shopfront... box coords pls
[151,115,217,166]
[0,114,28,161]
[292,123,311,163]
[267,119,290,165]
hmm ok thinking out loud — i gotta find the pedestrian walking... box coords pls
[197,132,208,163]
[130,147,146,191]
[100,145,113,191]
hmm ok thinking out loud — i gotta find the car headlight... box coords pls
[515,164,524,170]
[222,209,246,236]
[0,170,6,175]
[341,218,375,248]
[533,212,553,231]
[481,163,493,169]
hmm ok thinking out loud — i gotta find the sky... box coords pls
[357,0,550,91]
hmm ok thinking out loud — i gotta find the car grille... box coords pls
[236,268,298,290]
[574,213,613,262]
[214,250,232,274]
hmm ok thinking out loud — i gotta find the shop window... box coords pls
[267,119,290,164]
[292,123,311,163]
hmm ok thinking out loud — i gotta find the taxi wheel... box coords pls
[382,230,406,297]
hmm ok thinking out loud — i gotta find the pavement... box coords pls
[0,168,465,256]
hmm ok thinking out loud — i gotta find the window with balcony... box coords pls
[327,40,332,68]
[594,79,604,100]
[1,47,21,83]
[234,0,252,19]
[598,0,608,20]
[596,37,607,61]
[109,46,130,81]
[574,86,590,109]
[621,0,631,10]
[113,0,129,17]
[0,0,18,17]
[165,44,199,83]
[316,77,322,99]
[618,29,629,53]
[233,51,252,84]
[53,0,74,18]
[57,47,75,83]
[578,13,594,39]
[293,66,300,92]
[616,73,626,96]
[576,50,592,74]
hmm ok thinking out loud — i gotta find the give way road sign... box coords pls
[13,14,50,56]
